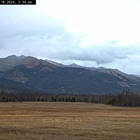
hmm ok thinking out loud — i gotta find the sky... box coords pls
[0,0,140,75]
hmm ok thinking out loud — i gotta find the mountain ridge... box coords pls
[0,55,140,94]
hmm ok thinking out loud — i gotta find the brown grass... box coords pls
[0,102,139,140]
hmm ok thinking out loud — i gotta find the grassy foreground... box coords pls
[0,102,139,140]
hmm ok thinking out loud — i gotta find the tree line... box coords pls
[0,90,139,107]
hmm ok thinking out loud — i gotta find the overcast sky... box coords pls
[0,0,140,74]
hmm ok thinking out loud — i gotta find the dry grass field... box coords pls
[0,102,139,140]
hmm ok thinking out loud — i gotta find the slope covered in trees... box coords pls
[0,91,139,107]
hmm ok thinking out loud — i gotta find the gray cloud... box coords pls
[0,2,140,75]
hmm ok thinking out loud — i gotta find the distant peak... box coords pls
[69,63,78,66]
[97,67,105,69]
[18,55,26,59]
[6,55,26,60]
[6,55,18,59]
[68,63,82,68]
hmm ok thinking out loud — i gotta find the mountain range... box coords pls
[0,55,140,94]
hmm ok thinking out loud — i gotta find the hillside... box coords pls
[0,55,140,94]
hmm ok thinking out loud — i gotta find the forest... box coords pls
[0,90,140,107]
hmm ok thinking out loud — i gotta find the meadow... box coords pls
[0,102,139,140]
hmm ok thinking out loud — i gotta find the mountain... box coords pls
[68,63,84,68]
[0,55,140,94]
[45,59,65,67]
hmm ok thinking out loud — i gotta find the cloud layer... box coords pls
[0,0,140,75]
